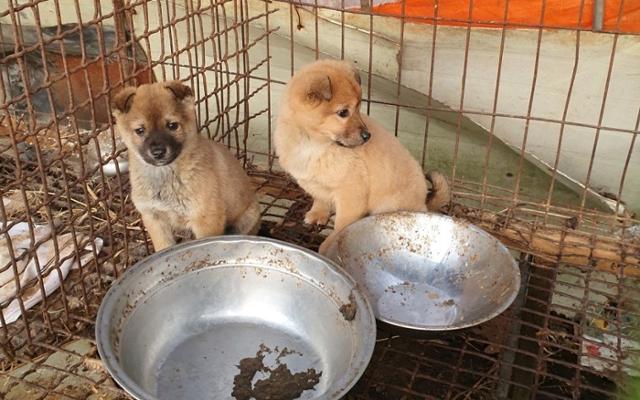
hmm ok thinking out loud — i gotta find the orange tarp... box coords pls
[370,0,640,33]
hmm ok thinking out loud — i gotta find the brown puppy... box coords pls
[274,60,450,254]
[113,81,260,251]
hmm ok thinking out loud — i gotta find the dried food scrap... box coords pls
[232,353,265,400]
[232,345,322,400]
[339,292,357,321]
[275,347,302,363]
[252,364,322,400]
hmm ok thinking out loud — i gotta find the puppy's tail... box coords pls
[234,199,262,235]
[426,170,451,212]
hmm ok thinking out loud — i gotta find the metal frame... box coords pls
[0,0,638,398]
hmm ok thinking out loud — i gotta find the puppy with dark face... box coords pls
[274,60,450,254]
[113,81,261,251]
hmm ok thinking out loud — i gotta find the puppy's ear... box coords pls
[164,81,194,102]
[350,64,361,86]
[112,86,137,114]
[307,75,332,102]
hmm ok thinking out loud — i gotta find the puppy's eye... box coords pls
[337,109,349,118]
[167,122,179,131]
[134,127,145,136]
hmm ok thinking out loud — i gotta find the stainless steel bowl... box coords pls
[325,212,521,331]
[96,236,376,400]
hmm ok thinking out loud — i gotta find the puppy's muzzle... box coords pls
[142,132,182,166]
[150,143,167,160]
[336,129,372,148]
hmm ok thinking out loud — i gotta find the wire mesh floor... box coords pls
[1,167,639,399]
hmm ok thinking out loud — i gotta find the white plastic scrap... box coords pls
[581,334,640,377]
[0,222,103,324]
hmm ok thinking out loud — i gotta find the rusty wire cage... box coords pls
[0,0,639,399]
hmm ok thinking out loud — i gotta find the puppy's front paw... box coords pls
[318,232,338,255]
[318,239,330,256]
[305,208,330,225]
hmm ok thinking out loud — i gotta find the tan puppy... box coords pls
[274,60,450,254]
[113,81,260,251]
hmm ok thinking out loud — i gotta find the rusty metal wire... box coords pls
[0,0,639,399]
[257,173,640,400]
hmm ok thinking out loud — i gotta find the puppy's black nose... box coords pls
[150,145,167,159]
[360,130,371,142]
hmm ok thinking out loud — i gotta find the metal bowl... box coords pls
[325,212,520,331]
[96,236,376,400]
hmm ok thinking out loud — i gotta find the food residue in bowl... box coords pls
[339,292,357,321]
[440,299,455,307]
[232,345,322,400]
[426,291,440,300]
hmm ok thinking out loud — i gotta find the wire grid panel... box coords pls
[254,0,640,222]
[0,0,266,383]
[0,0,639,399]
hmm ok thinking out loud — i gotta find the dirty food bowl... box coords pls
[96,236,375,400]
[325,212,520,331]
